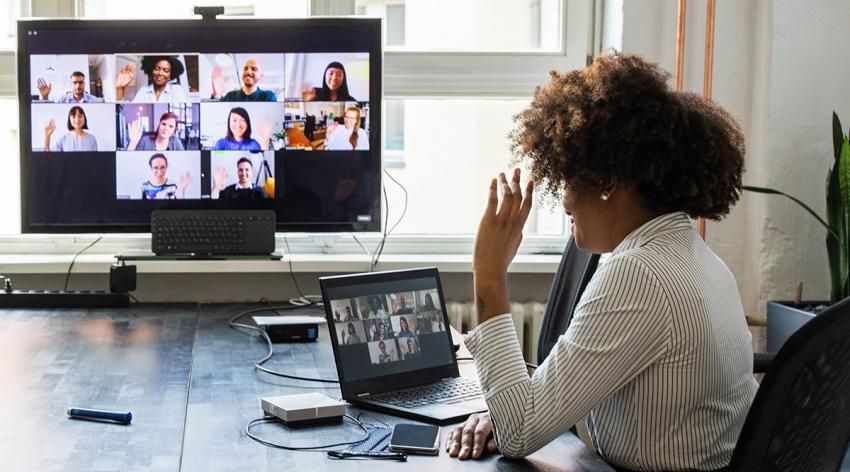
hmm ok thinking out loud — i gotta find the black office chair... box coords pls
[727,295,850,472]
[537,236,599,365]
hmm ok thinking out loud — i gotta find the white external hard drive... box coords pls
[260,392,348,426]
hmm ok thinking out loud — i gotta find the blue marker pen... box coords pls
[67,407,132,424]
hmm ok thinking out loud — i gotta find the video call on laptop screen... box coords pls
[19,20,381,232]
[325,276,455,383]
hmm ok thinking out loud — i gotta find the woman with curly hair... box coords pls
[116,56,189,103]
[447,53,756,472]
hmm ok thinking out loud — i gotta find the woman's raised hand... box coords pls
[211,65,228,99]
[36,78,52,100]
[116,64,136,89]
[300,83,317,101]
[473,168,534,277]
[44,119,56,137]
[257,119,273,150]
[127,119,143,150]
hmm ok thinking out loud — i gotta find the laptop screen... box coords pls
[322,271,454,383]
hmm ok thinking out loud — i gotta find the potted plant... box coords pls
[744,112,850,351]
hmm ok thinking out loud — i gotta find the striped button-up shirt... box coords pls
[466,212,758,471]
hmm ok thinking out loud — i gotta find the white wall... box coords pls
[620,0,850,317]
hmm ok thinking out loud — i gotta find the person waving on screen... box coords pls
[117,56,189,103]
[301,61,356,102]
[44,106,97,152]
[212,57,277,102]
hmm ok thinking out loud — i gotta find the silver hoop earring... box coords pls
[601,191,610,201]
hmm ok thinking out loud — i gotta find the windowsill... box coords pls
[0,233,566,274]
[0,252,561,274]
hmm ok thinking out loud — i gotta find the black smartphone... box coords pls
[389,423,441,455]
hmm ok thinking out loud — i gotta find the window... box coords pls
[355,0,561,52]
[381,98,566,236]
[383,99,405,168]
[343,0,587,246]
[0,99,19,235]
[82,0,310,19]
[385,4,405,47]
[0,1,18,51]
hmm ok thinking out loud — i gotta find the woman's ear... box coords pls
[601,177,619,201]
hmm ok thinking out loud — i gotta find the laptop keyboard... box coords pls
[370,378,483,408]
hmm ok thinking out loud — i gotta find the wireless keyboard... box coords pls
[151,210,276,256]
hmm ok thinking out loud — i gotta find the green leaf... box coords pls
[742,185,838,240]
[840,139,850,300]
[834,111,845,161]
[840,139,850,214]
[827,166,844,303]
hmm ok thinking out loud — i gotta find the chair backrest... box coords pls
[729,296,850,472]
[537,236,600,364]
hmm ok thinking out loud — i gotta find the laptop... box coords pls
[319,267,488,425]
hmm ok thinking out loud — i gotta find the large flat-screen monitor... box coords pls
[17,18,382,233]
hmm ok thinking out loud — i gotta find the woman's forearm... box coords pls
[473,272,510,325]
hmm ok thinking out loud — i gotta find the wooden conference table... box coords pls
[0,303,615,472]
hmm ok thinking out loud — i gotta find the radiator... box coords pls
[446,301,548,363]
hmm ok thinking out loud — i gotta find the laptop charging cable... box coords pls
[246,413,406,461]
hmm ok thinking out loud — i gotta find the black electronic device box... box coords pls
[18,17,382,234]
[252,315,321,343]
[109,263,137,293]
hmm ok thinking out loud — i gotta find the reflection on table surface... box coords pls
[0,303,614,472]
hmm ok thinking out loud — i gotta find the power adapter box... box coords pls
[109,263,137,293]
[252,315,325,342]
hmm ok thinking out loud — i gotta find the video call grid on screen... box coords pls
[325,277,454,383]
[18,19,381,232]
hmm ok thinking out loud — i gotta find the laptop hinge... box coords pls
[356,392,370,398]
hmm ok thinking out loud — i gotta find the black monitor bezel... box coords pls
[319,267,460,400]
[17,17,383,233]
